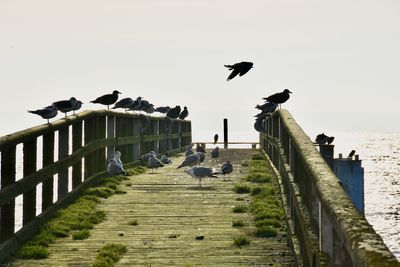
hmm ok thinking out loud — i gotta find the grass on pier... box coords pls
[15,166,146,260]
[92,243,127,267]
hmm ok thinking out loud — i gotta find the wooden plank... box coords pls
[96,116,106,173]
[84,117,96,179]
[22,138,37,225]
[0,146,16,241]
[42,132,54,210]
[57,127,69,199]
[72,122,82,189]
[106,115,115,161]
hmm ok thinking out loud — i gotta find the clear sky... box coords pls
[1,0,399,141]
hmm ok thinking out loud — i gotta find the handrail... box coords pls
[0,110,192,262]
[260,109,399,266]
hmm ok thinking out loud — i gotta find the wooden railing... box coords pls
[0,110,191,261]
[260,110,399,267]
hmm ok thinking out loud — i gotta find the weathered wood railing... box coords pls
[260,110,399,267]
[0,110,191,261]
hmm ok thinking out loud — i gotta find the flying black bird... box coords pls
[348,150,356,159]
[224,61,253,81]
[263,89,292,108]
[214,134,219,145]
[166,105,181,119]
[53,97,81,117]
[179,106,189,120]
[28,105,58,124]
[91,90,121,110]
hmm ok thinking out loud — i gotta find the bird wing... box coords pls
[227,68,240,81]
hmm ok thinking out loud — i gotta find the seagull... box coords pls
[185,166,219,186]
[71,98,83,114]
[28,105,58,124]
[254,118,267,134]
[142,151,157,161]
[91,90,121,110]
[112,97,134,112]
[53,97,80,117]
[197,152,205,164]
[155,106,171,114]
[166,105,181,119]
[348,150,356,159]
[160,155,172,164]
[221,161,233,177]
[214,134,219,145]
[211,146,220,161]
[315,133,335,145]
[255,102,278,113]
[195,143,206,153]
[185,146,194,157]
[129,97,142,112]
[178,106,189,120]
[107,152,126,176]
[224,61,253,81]
[148,154,164,173]
[177,153,200,169]
[263,89,292,108]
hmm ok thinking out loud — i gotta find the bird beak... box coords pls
[289,91,293,94]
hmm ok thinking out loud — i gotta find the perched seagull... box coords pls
[91,90,121,110]
[197,152,205,164]
[195,143,206,153]
[112,97,134,112]
[71,98,83,114]
[139,100,154,114]
[255,102,278,113]
[315,133,335,145]
[224,61,253,81]
[129,97,142,112]
[107,152,126,176]
[211,146,220,161]
[53,97,80,117]
[221,161,233,177]
[160,155,172,164]
[155,106,171,114]
[178,106,189,120]
[185,166,219,186]
[263,89,292,108]
[28,105,58,124]
[177,153,200,169]
[142,151,157,161]
[348,150,356,159]
[254,118,267,134]
[166,105,181,119]
[185,146,194,157]
[148,154,164,173]
[214,134,219,145]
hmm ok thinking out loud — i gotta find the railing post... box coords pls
[153,119,159,153]
[107,115,115,161]
[126,117,134,163]
[23,138,37,225]
[223,118,228,149]
[96,115,106,173]
[58,127,69,199]
[84,117,96,179]
[42,132,54,209]
[133,117,140,161]
[177,121,181,150]
[0,146,16,241]
[72,122,82,188]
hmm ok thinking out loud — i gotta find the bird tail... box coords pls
[27,110,37,114]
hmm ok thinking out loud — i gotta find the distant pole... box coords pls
[223,118,228,149]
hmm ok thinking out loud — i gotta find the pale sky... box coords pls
[1,0,399,141]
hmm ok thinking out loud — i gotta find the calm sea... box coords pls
[7,130,400,260]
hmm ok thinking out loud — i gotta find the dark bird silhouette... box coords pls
[155,106,171,114]
[263,89,292,108]
[112,97,134,112]
[221,161,233,176]
[53,97,81,117]
[348,150,356,159]
[214,134,219,145]
[315,133,335,145]
[254,118,267,134]
[28,105,58,124]
[128,96,142,112]
[179,106,189,120]
[255,102,278,113]
[91,90,121,110]
[196,143,206,153]
[166,105,181,119]
[139,100,155,114]
[224,61,253,81]
[211,146,220,161]
[71,98,83,114]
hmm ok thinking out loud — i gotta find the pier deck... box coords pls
[10,149,295,266]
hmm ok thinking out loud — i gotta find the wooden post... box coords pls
[58,127,69,199]
[153,119,159,153]
[223,118,228,149]
[23,138,37,225]
[72,122,82,189]
[127,117,135,163]
[133,117,140,161]
[107,115,115,161]
[96,115,106,173]
[1,146,16,241]
[42,132,54,209]
[177,121,181,150]
[84,117,96,179]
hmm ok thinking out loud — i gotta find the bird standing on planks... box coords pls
[91,90,121,110]
[28,105,58,124]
